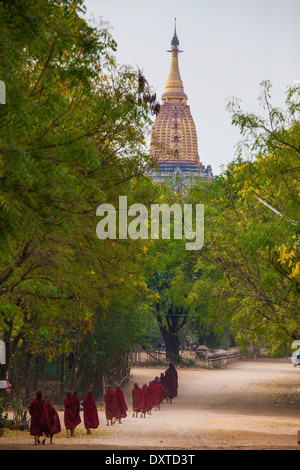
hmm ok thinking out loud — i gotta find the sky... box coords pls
[83,0,300,175]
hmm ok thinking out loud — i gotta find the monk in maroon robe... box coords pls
[151,379,161,410]
[155,379,166,409]
[131,382,143,417]
[140,384,150,418]
[104,385,117,425]
[146,381,155,413]
[167,364,178,398]
[28,391,50,445]
[73,391,81,427]
[82,391,99,434]
[160,373,170,403]
[113,384,128,423]
[46,400,61,444]
[166,364,178,401]
[64,392,81,437]
[151,378,163,410]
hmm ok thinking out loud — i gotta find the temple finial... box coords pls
[171,18,179,48]
[164,19,186,101]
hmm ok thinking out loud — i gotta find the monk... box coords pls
[46,399,61,444]
[160,373,169,403]
[131,382,143,417]
[73,391,81,427]
[140,384,150,418]
[82,391,99,434]
[146,381,156,413]
[104,385,117,425]
[150,379,160,410]
[155,378,166,409]
[28,391,50,445]
[113,384,128,424]
[151,378,163,410]
[166,363,178,400]
[64,392,81,437]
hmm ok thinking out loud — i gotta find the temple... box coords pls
[149,21,214,187]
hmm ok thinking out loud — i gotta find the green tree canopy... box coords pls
[0,0,158,377]
[189,81,299,354]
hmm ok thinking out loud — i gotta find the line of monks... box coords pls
[104,364,178,425]
[27,364,178,445]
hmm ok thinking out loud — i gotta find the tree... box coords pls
[132,182,204,363]
[0,0,159,381]
[189,81,299,354]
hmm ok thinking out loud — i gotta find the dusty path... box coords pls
[1,359,300,450]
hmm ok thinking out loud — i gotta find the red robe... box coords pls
[155,382,166,405]
[150,381,159,406]
[28,397,50,436]
[146,384,155,409]
[82,395,99,429]
[47,403,61,436]
[160,375,170,398]
[132,386,143,412]
[104,390,117,420]
[74,396,81,425]
[64,396,81,429]
[166,367,178,398]
[141,387,150,413]
[113,389,128,419]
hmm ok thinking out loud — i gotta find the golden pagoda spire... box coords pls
[162,19,187,104]
[150,20,201,167]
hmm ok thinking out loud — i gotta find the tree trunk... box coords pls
[165,334,180,364]
[155,303,188,365]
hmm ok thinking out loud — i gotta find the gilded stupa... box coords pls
[149,21,213,186]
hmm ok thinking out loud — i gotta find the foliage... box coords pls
[188,81,300,354]
[0,0,159,382]
[11,395,24,425]
[2,1,299,397]
[131,182,211,360]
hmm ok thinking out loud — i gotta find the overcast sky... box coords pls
[83,0,299,175]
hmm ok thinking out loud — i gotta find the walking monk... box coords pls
[131,382,143,418]
[113,384,128,424]
[73,391,81,428]
[104,385,117,426]
[46,399,61,444]
[166,363,178,401]
[28,391,50,445]
[82,391,99,434]
[64,392,81,437]
[160,373,170,403]
[154,378,166,410]
[146,381,155,414]
[140,384,150,418]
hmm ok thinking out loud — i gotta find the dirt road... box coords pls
[1,359,300,450]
